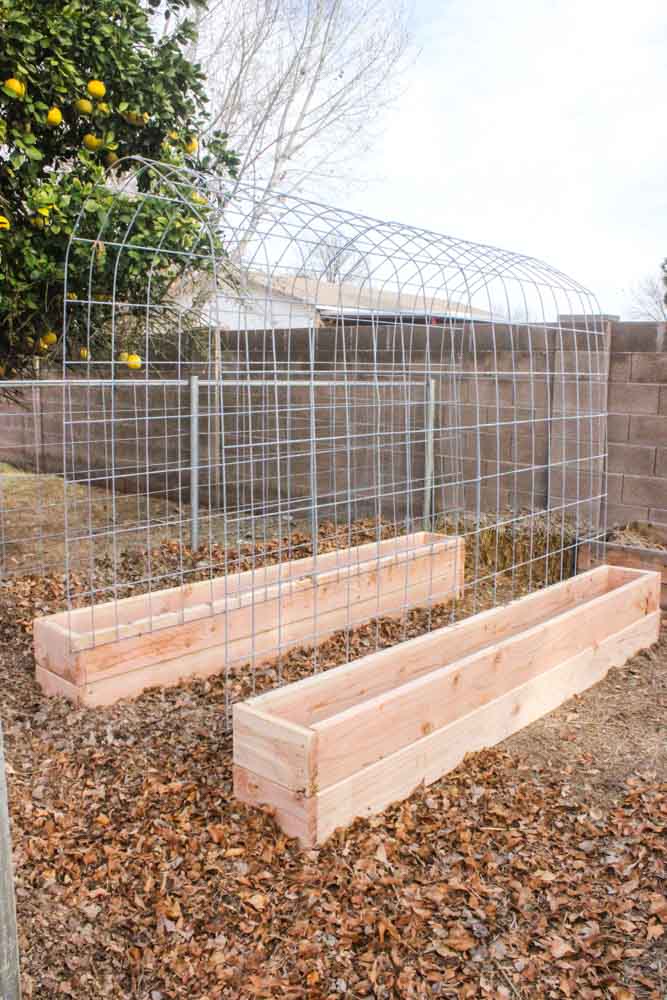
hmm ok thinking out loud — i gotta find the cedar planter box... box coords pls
[234,565,660,846]
[34,531,464,707]
[579,527,667,610]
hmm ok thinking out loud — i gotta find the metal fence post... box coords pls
[190,375,200,552]
[423,377,436,530]
[0,721,20,1000]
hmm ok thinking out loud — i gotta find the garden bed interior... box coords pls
[234,564,660,846]
[33,531,465,706]
[579,522,667,609]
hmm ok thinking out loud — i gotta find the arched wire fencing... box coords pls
[0,158,608,718]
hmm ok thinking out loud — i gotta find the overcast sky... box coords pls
[344,0,666,318]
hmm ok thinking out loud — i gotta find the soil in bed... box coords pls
[0,522,664,999]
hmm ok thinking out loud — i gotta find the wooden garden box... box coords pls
[34,531,464,707]
[579,526,667,610]
[234,565,660,846]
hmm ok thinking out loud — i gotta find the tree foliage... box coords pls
[0,0,238,375]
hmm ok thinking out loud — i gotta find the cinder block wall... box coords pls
[606,322,667,526]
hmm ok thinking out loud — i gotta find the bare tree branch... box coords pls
[627,272,667,321]
[193,0,416,203]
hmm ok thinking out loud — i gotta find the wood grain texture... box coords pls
[233,765,317,844]
[579,541,667,608]
[314,610,660,844]
[0,722,21,1000]
[251,565,613,725]
[232,566,660,846]
[34,532,463,704]
[233,705,316,792]
[312,569,657,787]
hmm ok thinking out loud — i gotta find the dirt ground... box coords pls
[1,612,665,999]
[0,531,665,999]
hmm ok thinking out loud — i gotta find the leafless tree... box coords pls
[190,0,415,201]
[312,229,364,282]
[627,272,667,321]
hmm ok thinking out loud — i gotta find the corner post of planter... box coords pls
[423,377,436,530]
[0,721,21,1000]
[190,374,200,553]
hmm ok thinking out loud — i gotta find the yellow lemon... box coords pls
[87,79,106,99]
[46,107,62,126]
[96,102,110,115]
[124,111,147,127]
[83,133,103,151]
[190,191,207,205]
[79,347,89,361]
[43,332,58,346]
[105,151,119,166]
[30,215,45,229]
[118,351,128,362]
[167,130,179,141]
[126,353,142,370]
[66,292,78,300]
[185,136,198,155]
[25,336,34,347]
[0,215,10,231]
[75,98,93,115]
[37,338,48,353]
[4,78,25,99]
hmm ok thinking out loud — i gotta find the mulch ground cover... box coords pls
[0,526,665,999]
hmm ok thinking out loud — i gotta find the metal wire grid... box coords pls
[0,157,607,711]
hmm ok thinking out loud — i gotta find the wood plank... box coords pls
[33,617,75,681]
[314,610,660,845]
[233,765,316,844]
[580,541,667,581]
[52,531,461,636]
[39,534,463,687]
[251,566,612,725]
[311,570,659,787]
[603,545,667,579]
[71,533,463,650]
[0,722,21,1000]
[233,705,316,792]
[35,665,85,704]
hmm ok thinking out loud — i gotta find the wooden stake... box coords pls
[0,721,21,1000]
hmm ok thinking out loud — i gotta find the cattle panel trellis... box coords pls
[12,157,612,714]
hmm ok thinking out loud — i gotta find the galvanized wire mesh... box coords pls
[1,157,608,713]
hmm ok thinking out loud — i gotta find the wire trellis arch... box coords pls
[52,156,608,717]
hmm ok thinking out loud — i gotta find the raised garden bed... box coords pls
[234,565,660,846]
[579,522,667,609]
[33,531,464,707]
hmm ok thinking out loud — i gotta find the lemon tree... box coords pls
[0,0,238,374]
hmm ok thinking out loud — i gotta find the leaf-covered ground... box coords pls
[0,542,665,999]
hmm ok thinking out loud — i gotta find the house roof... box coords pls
[265,273,488,319]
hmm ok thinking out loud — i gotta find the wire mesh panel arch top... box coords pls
[46,156,608,710]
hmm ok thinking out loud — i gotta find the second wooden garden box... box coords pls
[234,564,660,846]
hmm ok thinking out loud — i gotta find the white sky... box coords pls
[344,0,667,318]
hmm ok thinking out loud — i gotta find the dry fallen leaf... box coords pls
[247,892,268,912]
[548,935,574,959]
[446,925,476,952]
[0,518,664,999]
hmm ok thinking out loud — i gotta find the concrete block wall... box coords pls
[606,322,667,526]
[3,319,666,537]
